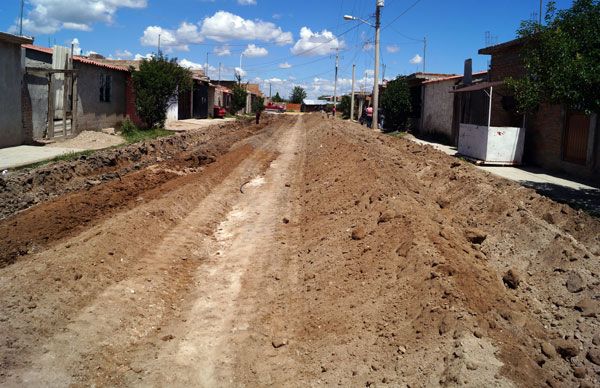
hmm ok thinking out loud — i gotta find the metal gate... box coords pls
[563,111,590,165]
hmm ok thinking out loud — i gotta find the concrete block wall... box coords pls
[421,79,456,142]
[0,41,25,148]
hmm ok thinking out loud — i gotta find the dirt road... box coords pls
[1,114,599,387]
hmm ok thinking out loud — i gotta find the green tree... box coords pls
[231,84,248,114]
[252,96,265,113]
[381,76,412,130]
[131,53,192,129]
[272,92,285,102]
[507,0,600,113]
[339,95,352,119]
[290,86,307,104]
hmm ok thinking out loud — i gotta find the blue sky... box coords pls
[1,0,574,98]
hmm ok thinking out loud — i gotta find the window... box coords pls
[99,74,112,102]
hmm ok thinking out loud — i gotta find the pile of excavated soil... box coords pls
[0,113,598,387]
[231,114,600,387]
[45,130,125,150]
[0,116,273,267]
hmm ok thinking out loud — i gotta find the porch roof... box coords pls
[450,81,504,93]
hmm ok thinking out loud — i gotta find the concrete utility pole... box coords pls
[350,64,356,121]
[423,37,427,73]
[333,48,339,116]
[372,0,384,131]
[205,52,209,76]
[19,0,24,35]
[158,34,161,53]
[218,62,221,85]
[539,0,543,25]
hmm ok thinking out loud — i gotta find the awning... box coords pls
[450,81,504,93]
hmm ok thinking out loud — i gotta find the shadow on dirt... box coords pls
[520,181,600,217]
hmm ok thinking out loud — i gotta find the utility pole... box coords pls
[205,52,209,77]
[269,82,272,99]
[158,34,161,53]
[19,0,24,35]
[218,62,221,85]
[372,0,384,131]
[350,64,356,121]
[333,48,339,116]
[423,37,427,73]
[539,0,543,25]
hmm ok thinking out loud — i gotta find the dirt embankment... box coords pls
[232,114,600,387]
[0,117,273,267]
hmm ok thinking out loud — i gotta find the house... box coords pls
[217,81,263,114]
[0,32,33,148]
[167,70,211,122]
[301,99,329,112]
[477,38,599,180]
[23,44,129,140]
[419,70,488,145]
[405,72,456,131]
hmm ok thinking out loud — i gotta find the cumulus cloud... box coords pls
[213,45,231,56]
[243,44,268,57]
[235,67,247,78]
[140,22,203,51]
[115,49,133,59]
[10,0,147,35]
[200,11,292,45]
[71,38,82,55]
[134,53,154,60]
[291,27,344,56]
[410,54,423,65]
[279,62,292,69]
[238,0,257,4]
[386,45,399,53]
[179,59,204,69]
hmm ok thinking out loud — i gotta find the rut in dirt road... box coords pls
[1,114,600,387]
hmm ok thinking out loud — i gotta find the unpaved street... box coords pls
[1,114,600,387]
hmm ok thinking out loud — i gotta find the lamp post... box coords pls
[344,0,383,131]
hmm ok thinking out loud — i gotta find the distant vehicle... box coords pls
[213,106,227,119]
[264,102,286,113]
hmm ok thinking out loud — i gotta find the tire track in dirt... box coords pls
[124,115,305,387]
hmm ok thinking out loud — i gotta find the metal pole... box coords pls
[19,0,24,35]
[350,64,356,121]
[333,48,339,116]
[539,0,543,25]
[158,34,161,53]
[269,82,272,99]
[488,86,493,128]
[372,0,383,131]
[423,37,427,73]
[218,62,221,85]
[205,52,209,76]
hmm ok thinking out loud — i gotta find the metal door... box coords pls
[563,111,590,165]
[193,84,208,119]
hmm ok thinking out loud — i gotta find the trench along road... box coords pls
[1,114,600,387]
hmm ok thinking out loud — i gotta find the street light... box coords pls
[344,1,383,131]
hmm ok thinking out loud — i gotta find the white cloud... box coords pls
[10,0,147,35]
[410,54,423,65]
[243,44,268,58]
[71,38,82,55]
[179,59,204,69]
[272,14,282,20]
[115,49,133,59]
[291,27,343,56]
[238,0,257,4]
[200,11,293,45]
[235,67,247,78]
[386,45,399,53]
[279,62,292,69]
[134,53,154,60]
[214,45,231,56]
[140,23,203,51]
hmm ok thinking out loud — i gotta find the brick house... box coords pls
[479,38,599,182]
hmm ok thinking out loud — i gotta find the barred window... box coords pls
[99,74,112,102]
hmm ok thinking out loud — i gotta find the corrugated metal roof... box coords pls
[23,44,130,72]
[450,81,504,93]
[422,71,488,85]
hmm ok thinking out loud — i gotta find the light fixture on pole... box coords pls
[344,0,384,131]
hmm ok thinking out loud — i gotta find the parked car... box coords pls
[213,106,227,118]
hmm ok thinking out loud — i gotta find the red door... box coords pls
[563,112,590,165]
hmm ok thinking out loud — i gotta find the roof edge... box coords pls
[0,32,33,45]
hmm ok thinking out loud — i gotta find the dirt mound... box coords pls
[0,117,270,220]
[235,114,600,387]
[0,116,275,267]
